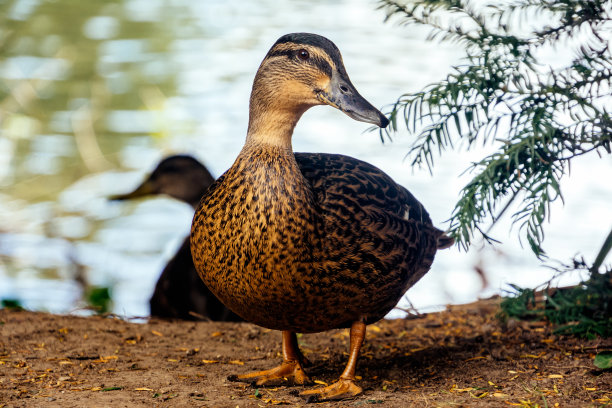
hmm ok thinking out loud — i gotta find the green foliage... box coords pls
[594,351,612,370]
[379,0,612,257]
[1,298,23,310]
[499,284,539,320]
[499,260,612,338]
[86,286,112,314]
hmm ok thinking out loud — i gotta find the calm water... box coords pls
[1,0,610,317]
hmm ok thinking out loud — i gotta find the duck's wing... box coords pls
[295,152,451,309]
[294,152,449,241]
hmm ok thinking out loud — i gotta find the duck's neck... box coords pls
[244,82,311,150]
[245,110,305,151]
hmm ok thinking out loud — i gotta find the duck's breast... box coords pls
[191,148,319,329]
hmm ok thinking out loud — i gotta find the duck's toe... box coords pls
[227,360,311,387]
[299,378,362,402]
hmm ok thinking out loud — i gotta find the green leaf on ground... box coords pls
[594,352,612,369]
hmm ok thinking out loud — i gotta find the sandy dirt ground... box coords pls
[1,299,610,407]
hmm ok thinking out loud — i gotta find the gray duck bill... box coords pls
[318,72,389,128]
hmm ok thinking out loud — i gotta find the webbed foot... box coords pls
[228,359,310,386]
[299,378,362,402]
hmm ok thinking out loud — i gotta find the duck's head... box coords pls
[110,155,215,208]
[247,33,389,143]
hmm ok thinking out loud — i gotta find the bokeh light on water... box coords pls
[1,0,610,317]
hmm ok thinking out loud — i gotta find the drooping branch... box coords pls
[379,0,612,257]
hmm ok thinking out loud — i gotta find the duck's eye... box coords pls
[297,49,310,61]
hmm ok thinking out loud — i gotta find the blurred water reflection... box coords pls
[1,0,610,317]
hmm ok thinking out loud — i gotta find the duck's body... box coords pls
[190,33,452,401]
[193,150,442,332]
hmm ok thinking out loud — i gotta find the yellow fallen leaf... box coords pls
[453,387,474,393]
[520,353,543,359]
[493,392,509,398]
[585,387,597,391]
[201,360,219,364]
[355,376,362,380]
[229,360,244,365]
[151,330,163,337]
[465,356,487,361]
[211,331,223,337]
[135,388,153,391]
[548,374,563,379]
[369,325,381,332]
[314,380,328,386]
[167,359,178,362]
[94,355,118,363]
[450,383,465,392]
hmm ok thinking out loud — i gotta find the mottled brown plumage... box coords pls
[190,33,452,401]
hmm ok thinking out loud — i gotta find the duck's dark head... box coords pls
[110,155,215,208]
[247,33,389,144]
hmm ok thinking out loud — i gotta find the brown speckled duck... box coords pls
[111,155,241,322]
[191,33,453,401]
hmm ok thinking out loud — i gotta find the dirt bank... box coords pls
[1,299,610,407]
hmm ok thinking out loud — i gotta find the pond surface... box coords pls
[1,0,610,317]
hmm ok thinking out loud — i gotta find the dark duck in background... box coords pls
[111,155,241,322]
[191,33,453,401]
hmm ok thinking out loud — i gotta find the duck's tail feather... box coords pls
[436,231,454,250]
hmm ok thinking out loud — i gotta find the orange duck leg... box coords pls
[300,320,365,401]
